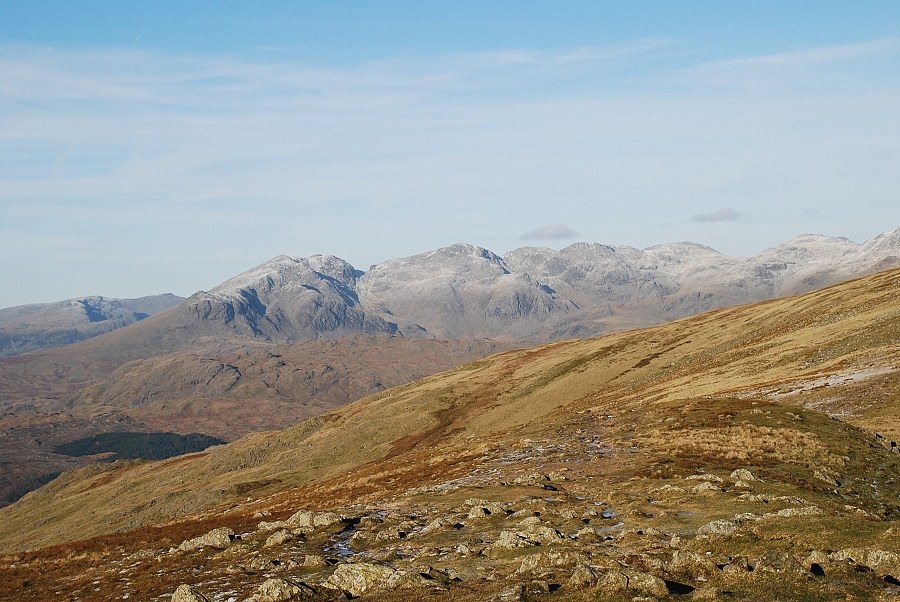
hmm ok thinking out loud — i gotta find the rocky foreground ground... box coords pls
[6,402,900,602]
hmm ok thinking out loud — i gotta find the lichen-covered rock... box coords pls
[567,564,597,588]
[264,529,294,548]
[765,506,824,519]
[692,481,721,494]
[313,512,342,527]
[805,550,829,567]
[686,473,724,483]
[286,510,315,528]
[246,578,317,602]
[494,584,525,601]
[696,519,738,536]
[516,550,587,575]
[830,548,900,575]
[596,571,629,593]
[171,584,210,602]
[303,554,327,567]
[697,513,759,536]
[325,562,397,596]
[669,549,718,578]
[626,570,669,597]
[178,527,235,552]
[257,520,291,532]
[517,521,564,545]
[730,468,758,481]
[420,517,452,534]
[755,550,804,574]
[513,472,549,485]
[490,530,533,552]
[286,510,343,531]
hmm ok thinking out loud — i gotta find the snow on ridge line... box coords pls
[203,228,899,299]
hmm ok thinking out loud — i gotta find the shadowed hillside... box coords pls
[1,267,898,601]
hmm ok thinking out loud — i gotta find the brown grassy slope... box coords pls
[0,267,898,555]
[0,335,503,509]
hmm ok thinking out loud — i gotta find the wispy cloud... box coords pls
[521,224,580,241]
[691,208,741,223]
[0,37,897,307]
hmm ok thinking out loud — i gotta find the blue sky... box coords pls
[1,2,898,308]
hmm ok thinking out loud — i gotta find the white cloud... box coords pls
[521,224,580,241]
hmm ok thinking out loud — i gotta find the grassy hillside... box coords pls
[0,268,898,601]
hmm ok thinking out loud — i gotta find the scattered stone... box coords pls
[494,584,525,601]
[764,506,824,519]
[313,512,343,527]
[596,570,629,593]
[830,549,900,575]
[547,470,570,481]
[171,584,210,602]
[814,468,840,486]
[257,520,291,532]
[697,519,739,537]
[178,527,235,552]
[375,526,406,541]
[303,554,327,567]
[513,472,549,485]
[650,484,686,494]
[518,521,564,545]
[697,513,759,536]
[573,526,599,541]
[755,550,804,574]
[420,517,452,534]
[686,474,724,483]
[692,481,721,494]
[668,549,718,578]
[516,550,586,575]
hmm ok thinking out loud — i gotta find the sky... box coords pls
[1,2,898,308]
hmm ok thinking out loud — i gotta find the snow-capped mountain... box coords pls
[168,227,900,344]
[3,228,898,356]
[182,254,398,341]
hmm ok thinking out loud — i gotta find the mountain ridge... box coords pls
[174,227,900,345]
[3,230,898,358]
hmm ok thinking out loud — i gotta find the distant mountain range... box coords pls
[0,294,184,358]
[146,228,900,347]
[2,229,899,358]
